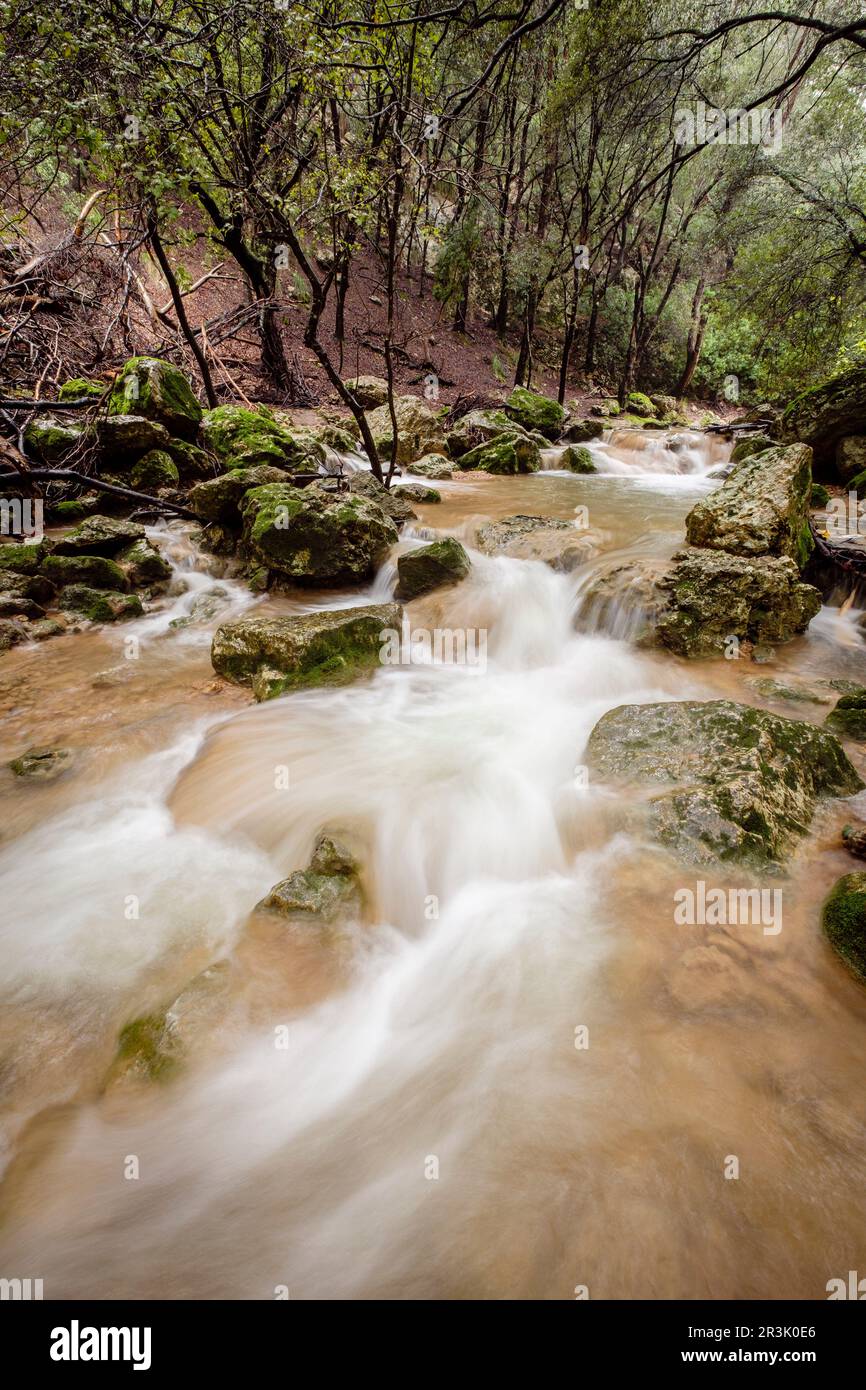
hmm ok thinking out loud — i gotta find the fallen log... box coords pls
[0,396,104,410]
[0,466,197,518]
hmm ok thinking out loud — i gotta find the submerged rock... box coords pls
[256,834,363,924]
[586,699,862,867]
[396,538,471,600]
[53,515,145,557]
[211,602,402,700]
[109,356,203,439]
[476,513,596,573]
[685,443,813,567]
[822,873,866,983]
[824,688,866,742]
[654,548,821,658]
[503,385,565,439]
[9,745,73,780]
[240,483,398,586]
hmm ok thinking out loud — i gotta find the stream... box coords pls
[1,426,866,1299]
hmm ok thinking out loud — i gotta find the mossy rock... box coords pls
[0,542,45,576]
[53,515,145,557]
[503,385,565,439]
[23,416,83,463]
[58,376,105,401]
[348,471,416,524]
[113,1012,180,1082]
[822,873,866,982]
[200,404,324,471]
[781,361,866,468]
[627,391,656,417]
[256,835,363,924]
[96,414,173,462]
[163,437,218,481]
[587,699,862,868]
[240,483,398,586]
[9,745,73,780]
[561,445,596,473]
[364,394,449,466]
[730,434,774,464]
[189,465,289,526]
[825,689,866,742]
[212,603,402,700]
[342,375,389,408]
[393,483,441,503]
[564,417,604,443]
[396,538,471,600]
[109,357,202,440]
[810,482,831,508]
[410,454,453,480]
[458,433,540,474]
[45,496,100,523]
[129,449,180,490]
[117,538,172,586]
[847,468,866,500]
[42,553,129,591]
[590,399,620,418]
[685,443,813,568]
[315,422,359,453]
[57,585,143,622]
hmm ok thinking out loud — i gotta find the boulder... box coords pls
[563,417,605,443]
[189,466,289,525]
[626,391,657,417]
[343,375,390,409]
[348,471,416,524]
[729,434,774,464]
[53,515,145,557]
[395,539,471,600]
[684,443,813,568]
[240,484,398,586]
[164,438,218,481]
[57,585,143,622]
[364,394,448,466]
[58,377,104,401]
[22,416,83,463]
[650,394,678,419]
[0,542,44,576]
[41,553,129,591]
[96,414,171,461]
[211,602,402,700]
[822,873,866,983]
[780,359,866,467]
[457,434,541,474]
[200,404,324,471]
[560,445,596,473]
[836,436,866,483]
[409,454,453,480]
[810,482,831,508]
[475,514,597,573]
[393,483,441,503]
[129,449,180,490]
[654,548,821,657]
[824,688,866,742]
[447,408,529,457]
[590,399,620,417]
[842,824,866,860]
[9,746,73,780]
[503,385,565,439]
[586,699,862,867]
[0,571,55,606]
[109,357,203,439]
[116,538,172,586]
[256,835,363,923]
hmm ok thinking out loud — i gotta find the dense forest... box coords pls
[2,0,866,1330]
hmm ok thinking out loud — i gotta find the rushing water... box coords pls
[1,428,865,1300]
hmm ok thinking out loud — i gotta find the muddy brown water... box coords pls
[1,429,865,1299]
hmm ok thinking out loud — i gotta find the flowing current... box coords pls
[2,427,866,1300]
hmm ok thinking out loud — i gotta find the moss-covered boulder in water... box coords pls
[240,483,398,586]
[458,433,541,474]
[189,466,289,526]
[685,443,814,568]
[0,542,45,576]
[348,470,416,524]
[780,359,866,468]
[109,357,202,439]
[23,416,83,463]
[256,835,363,923]
[655,548,820,657]
[53,515,145,557]
[561,445,596,473]
[116,538,172,586]
[393,483,441,502]
[211,602,402,700]
[447,408,528,457]
[396,538,471,600]
[129,449,179,490]
[365,394,448,466]
[825,688,866,742]
[410,454,453,480]
[42,553,129,591]
[587,699,862,868]
[627,391,656,418]
[822,873,866,983]
[503,385,565,439]
[57,585,143,622]
[563,417,604,443]
[729,433,774,464]
[10,746,73,781]
[200,404,324,471]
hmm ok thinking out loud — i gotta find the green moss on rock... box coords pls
[109,357,202,439]
[42,553,129,591]
[822,873,866,982]
[58,585,143,622]
[503,385,565,439]
[396,538,471,600]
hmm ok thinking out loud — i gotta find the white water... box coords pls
[2,428,866,1299]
